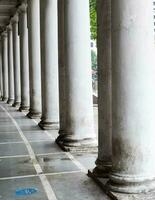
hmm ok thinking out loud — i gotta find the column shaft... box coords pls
[93,0,112,177]
[39,0,59,130]
[107,0,155,193]
[18,4,30,111]
[0,39,3,99]
[27,0,41,118]
[1,32,8,102]
[7,25,14,105]
[57,0,66,135]
[12,15,21,107]
[57,0,95,148]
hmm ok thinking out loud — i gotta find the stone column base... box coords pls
[27,111,41,119]
[93,159,112,178]
[19,106,29,112]
[88,170,155,200]
[2,97,8,102]
[7,99,14,105]
[107,174,155,194]
[56,135,97,152]
[38,120,59,130]
[12,102,21,108]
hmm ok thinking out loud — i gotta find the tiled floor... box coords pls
[0,102,110,200]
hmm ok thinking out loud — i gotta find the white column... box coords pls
[39,0,59,130]
[93,0,112,177]
[11,14,21,108]
[1,31,8,102]
[18,3,30,111]
[7,25,14,105]
[107,0,155,193]
[0,38,3,99]
[57,0,95,147]
[57,0,66,136]
[27,0,41,118]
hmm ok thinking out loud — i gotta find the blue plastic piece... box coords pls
[15,188,38,196]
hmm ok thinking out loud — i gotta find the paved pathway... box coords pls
[0,102,109,200]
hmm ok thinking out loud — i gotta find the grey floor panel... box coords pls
[0,157,36,178]
[0,132,22,142]
[0,143,28,156]
[17,120,37,126]
[0,126,18,132]
[30,141,62,154]
[37,153,79,174]
[24,131,51,141]
[13,116,30,120]
[0,176,48,200]
[0,122,14,126]
[47,172,110,200]
[20,125,42,132]
[72,152,97,170]
[0,118,12,122]
[48,130,59,138]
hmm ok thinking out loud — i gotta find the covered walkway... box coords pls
[0,102,109,200]
[0,0,155,199]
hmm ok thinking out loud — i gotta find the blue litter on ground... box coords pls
[15,188,38,196]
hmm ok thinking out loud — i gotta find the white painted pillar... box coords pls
[18,3,30,111]
[11,14,21,108]
[57,0,66,136]
[58,0,95,147]
[0,39,3,99]
[107,0,155,193]
[93,0,112,177]
[27,0,41,118]
[7,25,15,105]
[1,31,8,102]
[39,0,59,130]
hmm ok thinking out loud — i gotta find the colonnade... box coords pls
[0,0,155,196]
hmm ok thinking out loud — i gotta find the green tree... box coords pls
[90,0,97,40]
[91,50,98,81]
[91,50,97,71]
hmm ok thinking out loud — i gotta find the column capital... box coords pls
[6,24,12,32]
[18,2,27,13]
[1,31,7,38]
[11,13,19,24]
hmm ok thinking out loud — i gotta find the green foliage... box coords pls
[91,50,98,81]
[91,50,97,70]
[90,0,97,40]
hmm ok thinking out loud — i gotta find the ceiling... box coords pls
[0,0,20,32]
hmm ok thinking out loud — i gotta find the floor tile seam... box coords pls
[0,170,83,181]
[37,152,66,156]
[0,152,66,159]
[0,154,30,159]
[0,174,37,180]
[0,131,19,133]
[0,105,58,200]
[0,125,15,127]
[0,139,55,145]
[0,141,24,145]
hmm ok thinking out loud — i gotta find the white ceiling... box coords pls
[0,0,20,31]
